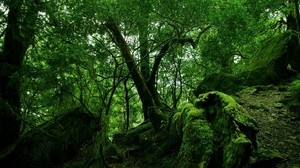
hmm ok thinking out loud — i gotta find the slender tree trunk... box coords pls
[294,0,300,31]
[105,18,162,131]
[0,1,39,150]
[138,20,152,120]
[124,78,130,131]
[138,19,150,80]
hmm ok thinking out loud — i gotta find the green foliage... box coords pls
[1,0,297,166]
[10,0,291,131]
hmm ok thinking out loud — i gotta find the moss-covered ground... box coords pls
[237,85,300,168]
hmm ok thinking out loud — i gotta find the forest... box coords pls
[0,0,300,168]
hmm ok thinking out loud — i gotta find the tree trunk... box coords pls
[124,78,130,131]
[0,1,39,150]
[105,18,162,131]
[294,0,300,31]
[287,0,300,31]
[138,18,150,81]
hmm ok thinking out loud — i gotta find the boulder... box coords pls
[0,108,98,168]
[171,91,258,168]
[194,31,300,96]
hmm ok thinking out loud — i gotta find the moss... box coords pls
[250,149,283,168]
[193,72,243,96]
[169,103,206,145]
[194,31,299,96]
[166,92,258,168]
[193,91,258,167]
[223,134,252,168]
[169,112,184,142]
[169,102,214,168]
[246,31,294,71]
[177,118,213,168]
[196,92,258,144]
[220,92,258,130]
[288,79,300,100]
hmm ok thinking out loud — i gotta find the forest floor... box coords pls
[237,85,300,168]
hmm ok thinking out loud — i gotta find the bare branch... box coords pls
[148,38,196,85]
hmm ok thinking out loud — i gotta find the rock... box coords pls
[0,108,98,168]
[194,31,299,96]
[250,150,283,168]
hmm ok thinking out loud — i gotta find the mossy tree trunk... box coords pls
[0,1,40,150]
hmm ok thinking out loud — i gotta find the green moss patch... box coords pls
[194,31,299,96]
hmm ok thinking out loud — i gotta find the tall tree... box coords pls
[0,0,40,150]
[105,18,163,130]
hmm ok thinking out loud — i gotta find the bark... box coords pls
[138,18,150,80]
[0,1,39,150]
[105,18,162,131]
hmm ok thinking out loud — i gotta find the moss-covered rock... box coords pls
[177,113,213,168]
[0,108,98,168]
[250,150,283,168]
[193,73,243,96]
[102,92,257,168]
[171,91,258,168]
[194,31,300,96]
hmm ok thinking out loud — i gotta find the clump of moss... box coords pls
[288,79,300,100]
[177,109,213,168]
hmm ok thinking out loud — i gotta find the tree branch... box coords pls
[148,38,195,85]
[195,26,212,48]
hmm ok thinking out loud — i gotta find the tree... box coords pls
[105,18,163,130]
[0,0,40,150]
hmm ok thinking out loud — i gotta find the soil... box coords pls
[237,85,300,168]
